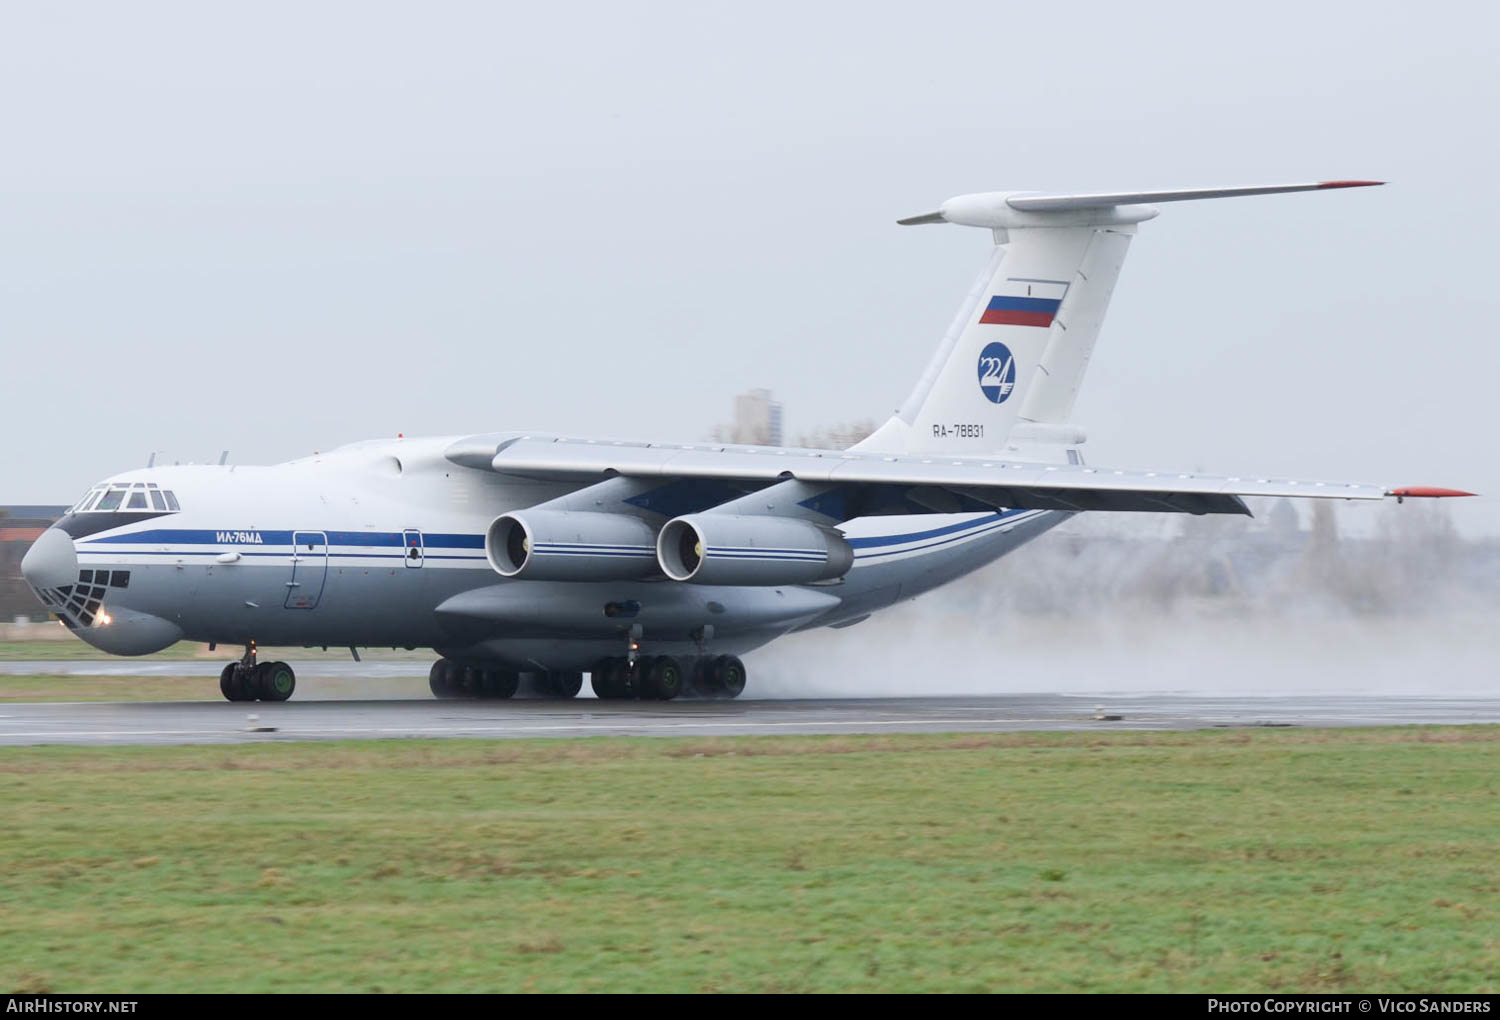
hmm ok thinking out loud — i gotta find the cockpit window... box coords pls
[67,483,181,515]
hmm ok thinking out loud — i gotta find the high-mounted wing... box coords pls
[445,434,1466,517]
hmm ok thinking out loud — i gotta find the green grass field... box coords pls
[0,639,431,703]
[0,639,214,662]
[0,640,434,662]
[1,728,1496,993]
[0,673,215,703]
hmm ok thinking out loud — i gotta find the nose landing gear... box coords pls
[218,645,296,702]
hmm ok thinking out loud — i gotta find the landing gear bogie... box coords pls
[643,656,684,701]
[692,655,746,700]
[545,671,584,699]
[713,655,747,700]
[428,658,520,700]
[483,668,520,699]
[591,654,722,701]
[591,657,632,700]
[429,660,460,699]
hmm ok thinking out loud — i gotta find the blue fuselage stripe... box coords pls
[846,511,1023,549]
[70,513,1040,569]
[853,511,1039,560]
[82,529,485,549]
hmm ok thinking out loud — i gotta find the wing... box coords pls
[445,434,1469,517]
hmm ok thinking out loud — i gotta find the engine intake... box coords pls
[657,514,853,585]
[486,510,659,581]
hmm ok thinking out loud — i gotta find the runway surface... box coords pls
[0,690,1496,746]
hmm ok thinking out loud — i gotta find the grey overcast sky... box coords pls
[3,1,1497,531]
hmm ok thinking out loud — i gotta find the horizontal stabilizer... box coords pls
[1006,181,1383,213]
[898,181,1383,226]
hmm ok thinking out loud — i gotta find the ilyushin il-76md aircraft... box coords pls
[21,181,1471,703]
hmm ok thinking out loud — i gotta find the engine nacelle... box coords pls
[656,514,853,585]
[486,510,659,581]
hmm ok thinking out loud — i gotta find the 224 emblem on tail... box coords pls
[977,342,1016,403]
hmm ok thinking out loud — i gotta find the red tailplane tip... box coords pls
[1319,180,1385,189]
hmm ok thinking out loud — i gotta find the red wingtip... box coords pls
[1319,180,1385,189]
[1388,486,1476,499]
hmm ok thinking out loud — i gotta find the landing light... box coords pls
[97,612,113,627]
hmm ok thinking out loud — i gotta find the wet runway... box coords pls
[0,690,1496,746]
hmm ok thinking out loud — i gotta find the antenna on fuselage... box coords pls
[218,450,229,466]
[146,452,156,468]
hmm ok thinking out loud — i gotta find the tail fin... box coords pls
[855,181,1382,456]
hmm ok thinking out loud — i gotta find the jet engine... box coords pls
[486,510,660,581]
[656,514,853,585]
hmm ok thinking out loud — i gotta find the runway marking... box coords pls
[3,693,1490,747]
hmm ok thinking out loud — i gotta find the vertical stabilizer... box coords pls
[857,181,1382,455]
[856,209,1146,455]
[1018,228,1133,425]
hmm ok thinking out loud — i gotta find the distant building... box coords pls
[795,421,878,451]
[714,389,785,447]
[710,389,878,451]
[0,506,67,621]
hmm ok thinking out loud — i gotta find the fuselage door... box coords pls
[403,529,424,568]
[285,531,329,609]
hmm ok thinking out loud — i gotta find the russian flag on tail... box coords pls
[979,295,1061,328]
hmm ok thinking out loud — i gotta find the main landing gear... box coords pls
[427,659,585,701]
[590,654,746,701]
[698,654,747,700]
[424,655,745,701]
[219,645,296,702]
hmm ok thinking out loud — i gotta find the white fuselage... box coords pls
[26,435,1066,672]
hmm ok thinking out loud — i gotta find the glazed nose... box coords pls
[21,528,79,591]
